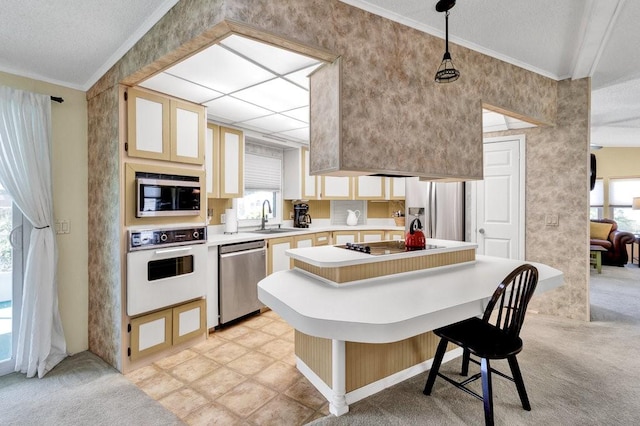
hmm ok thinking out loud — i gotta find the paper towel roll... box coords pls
[225,208,238,233]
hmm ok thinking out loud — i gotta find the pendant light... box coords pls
[434,0,460,83]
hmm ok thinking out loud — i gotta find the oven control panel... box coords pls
[129,226,207,251]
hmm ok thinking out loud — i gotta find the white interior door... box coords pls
[472,136,525,259]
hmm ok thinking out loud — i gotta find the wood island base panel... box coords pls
[293,248,476,284]
[295,330,456,392]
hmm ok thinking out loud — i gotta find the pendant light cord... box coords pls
[445,10,450,54]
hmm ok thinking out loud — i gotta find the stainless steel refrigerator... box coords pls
[404,177,465,241]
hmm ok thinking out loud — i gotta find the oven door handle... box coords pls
[154,246,193,255]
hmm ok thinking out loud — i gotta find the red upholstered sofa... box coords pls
[590,219,635,266]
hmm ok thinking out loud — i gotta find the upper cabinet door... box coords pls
[126,87,205,165]
[321,176,352,200]
[302,148,318,199]
[127,88,170,161]
[171,99,205,165]
[355,176,385,200]
[388,177,406,199]
[205,123,220,198]
[283,147,318,200]
[220,126,244,198]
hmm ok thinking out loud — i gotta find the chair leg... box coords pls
[508,355,531,411]
[424,338,448,395]
[461,348,470,376]
[480,358,494,426]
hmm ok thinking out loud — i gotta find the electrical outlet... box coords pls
[221,213,226,224]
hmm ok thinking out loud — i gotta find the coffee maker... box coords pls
[293,203,312,228]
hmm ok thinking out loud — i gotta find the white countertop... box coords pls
[207,224,404,246]
[285,239,477,268]
[258,255,564,344]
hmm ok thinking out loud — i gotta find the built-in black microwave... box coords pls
[135,173,201,218]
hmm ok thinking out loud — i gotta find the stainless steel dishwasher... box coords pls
[219,240,266,325]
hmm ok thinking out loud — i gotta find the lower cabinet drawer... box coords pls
[314,232,330,246]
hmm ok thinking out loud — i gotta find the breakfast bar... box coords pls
[257,240,564,416]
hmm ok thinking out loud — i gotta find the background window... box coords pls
[609,178,640,233]
[590,179,603,220]
[237,143,283,226]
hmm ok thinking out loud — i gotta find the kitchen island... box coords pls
[258,242,564,416]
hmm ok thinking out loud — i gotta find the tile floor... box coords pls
[126,310,330,425]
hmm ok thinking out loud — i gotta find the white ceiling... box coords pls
[140,35,323,144]
[1,0,638,146]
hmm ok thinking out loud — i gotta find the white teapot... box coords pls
[346,209,360,226]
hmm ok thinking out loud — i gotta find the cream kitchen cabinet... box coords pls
[294,234,314,249]
[387,177,406,200]
[355,176,385,200]
[386,230,405,240]
[126,87,205,165]
[206,245,219,330]
[332,231,358,245]
[284,147,318,200]
[359,230,385,243]
[205,124,220,198]
[205,123,244,198]
[321,176,353,200]
[129,298,206,361]
[314,232,330,246]
[219,126,244,198]
[267,236,293,275]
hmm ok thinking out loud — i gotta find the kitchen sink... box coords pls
[248,227,299,234]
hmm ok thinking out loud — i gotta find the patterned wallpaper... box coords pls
[487,78,591,320]
[87,86,122,370]
[86,0,590,369]
[223,1,557,180]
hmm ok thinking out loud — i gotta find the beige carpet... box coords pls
[0,351,183,426]
[310,264,640,425]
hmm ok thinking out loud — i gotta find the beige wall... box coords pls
[593,148,640,213]
[0,71,88,354]
[594,147,640,177]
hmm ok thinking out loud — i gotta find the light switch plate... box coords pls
[545,214,559,226]
[55,220,70,234]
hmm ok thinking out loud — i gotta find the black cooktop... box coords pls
[337,241,443,256]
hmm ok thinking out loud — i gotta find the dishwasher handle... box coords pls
[219,247,266,258]
[220,240,265,254]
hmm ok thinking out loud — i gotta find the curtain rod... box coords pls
[50,96,64,103]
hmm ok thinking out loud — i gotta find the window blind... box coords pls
[609,178,640,206]
[590,179,603,207]
[244,153,282,191]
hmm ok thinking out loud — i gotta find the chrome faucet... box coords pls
[260,199,272,230]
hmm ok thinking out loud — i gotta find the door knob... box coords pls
[478,228,485,234]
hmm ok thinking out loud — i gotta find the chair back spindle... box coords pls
[482,265,538,338]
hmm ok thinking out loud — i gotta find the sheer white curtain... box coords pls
[0,86,66,378]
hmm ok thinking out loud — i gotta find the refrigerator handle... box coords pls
[432,183,437,239]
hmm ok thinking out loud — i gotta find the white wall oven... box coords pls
[127,226,207,316]
[135,172,201,218]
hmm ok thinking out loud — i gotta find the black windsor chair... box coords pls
[423,264,539,426]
